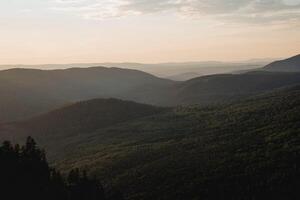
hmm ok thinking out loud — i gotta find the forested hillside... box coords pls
[172,71,300,105]
[54,85,300,200]
[2,65,300,123]
[2,0,299,199]
[2,85,300,199]
[0,137,114,200]
[1,99,167,159]
[0,67,173,122]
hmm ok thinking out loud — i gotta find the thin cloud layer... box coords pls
[53,0,300,23]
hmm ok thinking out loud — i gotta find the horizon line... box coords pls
[0,57,280,67]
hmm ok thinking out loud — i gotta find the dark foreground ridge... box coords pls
[0,137,123,200]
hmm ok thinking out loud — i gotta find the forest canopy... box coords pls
[0,137,117,200]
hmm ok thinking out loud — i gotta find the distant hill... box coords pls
[2,85,299,199]
[263,54,300,72]
[1,58,300,123]
[0,60,269,78]
[172,71,300,105]
[20,98,166,137]
[0,98,166,159]
[100,61,266,78]
[166,72,202,81]
[0,67,173,122]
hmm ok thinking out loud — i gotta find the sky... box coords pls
[0,0,300,64]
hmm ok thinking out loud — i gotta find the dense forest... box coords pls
[1,55,300,199]
[0,137,124,200]
[1,85,300,199]
[55,85,299,200]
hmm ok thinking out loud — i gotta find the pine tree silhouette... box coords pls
[0,137,108,200]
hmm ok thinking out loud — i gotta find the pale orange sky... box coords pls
[0,0,299,64]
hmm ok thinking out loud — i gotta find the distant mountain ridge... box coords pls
[263,54,300,72]
[171,71,300,105]
[0,55,300,123]
[0,59,270,78]
[166,72,202,81]
[0,67,173,122]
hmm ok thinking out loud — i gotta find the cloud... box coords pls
[52,0,130,19]
[177,0,300,25]
[52,0,300,23]
[282,0,300,5]
[55,0,86,3]
[19,9,33,13]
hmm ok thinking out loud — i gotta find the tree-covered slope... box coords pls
[54,85,300,200]
[2,62,300,124]
[0,99,167,159]
[0,67,173,123]
[3,85,299,199]
[173,71,300,105]
[20,98,166,137]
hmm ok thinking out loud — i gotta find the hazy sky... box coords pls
[0,0,300,64]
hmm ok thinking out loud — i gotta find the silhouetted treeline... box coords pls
[0,137,112,200]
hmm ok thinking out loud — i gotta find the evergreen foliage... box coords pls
[0,137,107,200]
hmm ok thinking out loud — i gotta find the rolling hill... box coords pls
[1,55,300,123]
[57,85,300,199]
[0,98,167,159]
[1,85,300,199]
[172,71,300,105]
[166,72,202,81]
[263,54,300,72]
[0,67,173,123]
[0,60,270,78]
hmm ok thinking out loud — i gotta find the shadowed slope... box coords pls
[263,54,300,72]
[173,71,300,105]
[2,56,300,123]
[2,85,300,199]
[0,67,173,122]
[0,98,167,159]
[53,85,300,200]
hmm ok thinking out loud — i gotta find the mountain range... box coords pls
[0,54,300,199]
[0,67,173,122]
[0,59,272,78]
[0,55,299,123]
